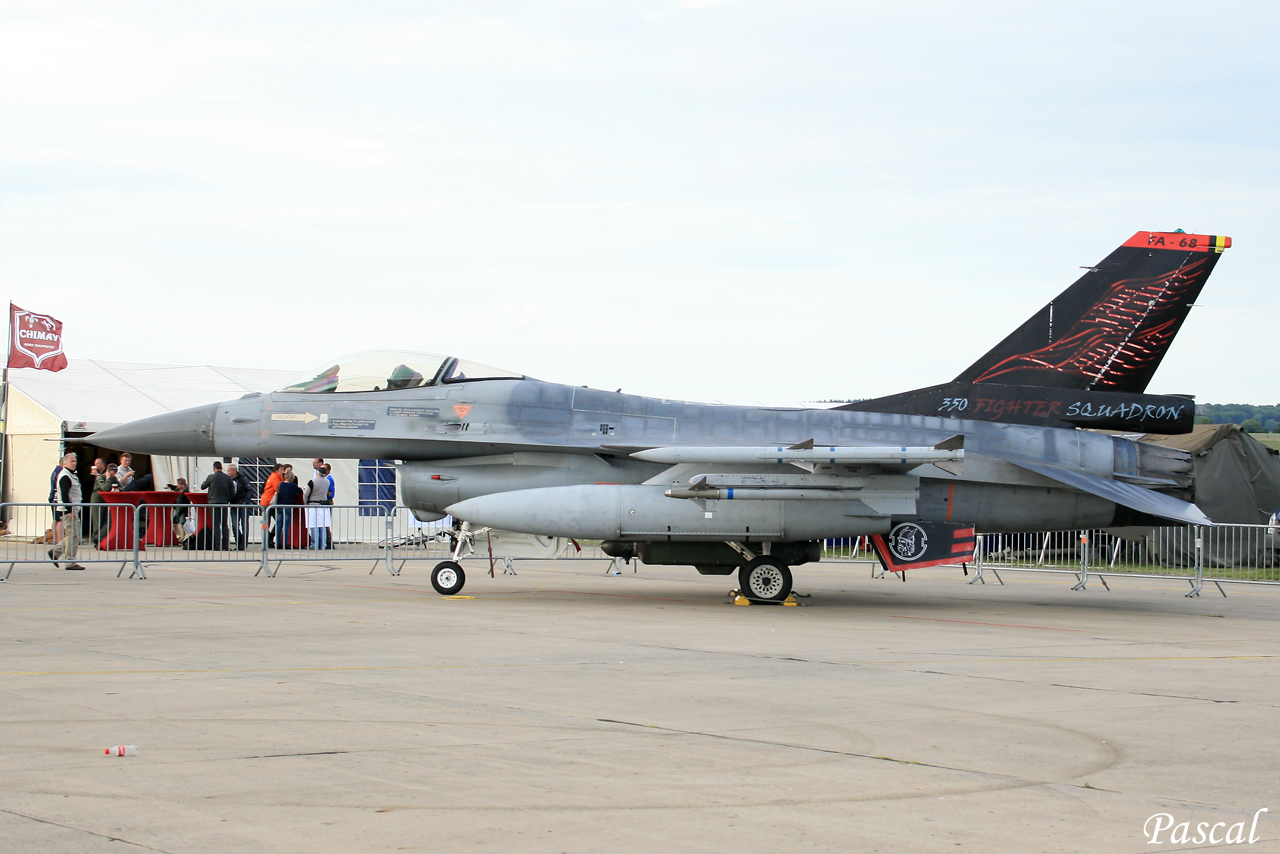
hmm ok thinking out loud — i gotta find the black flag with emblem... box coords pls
[870,522,977,573]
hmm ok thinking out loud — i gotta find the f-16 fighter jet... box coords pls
[91,230,1230,599]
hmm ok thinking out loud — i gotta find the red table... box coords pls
[97,492,211,550]
[277,501,307,549]
[259,501,306,549]
[98,491,147,551]
[143,492,212,546]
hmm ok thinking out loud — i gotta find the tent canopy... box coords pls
[8,359,299,430]
[2,359,341,535]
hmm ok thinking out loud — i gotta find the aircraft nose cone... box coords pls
[89,402,219,456]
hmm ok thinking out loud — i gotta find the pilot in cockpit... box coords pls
[385,364,425,390]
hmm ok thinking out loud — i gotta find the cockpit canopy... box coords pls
[278,351,526,394]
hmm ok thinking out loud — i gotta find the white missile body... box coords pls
[631,444,964,467]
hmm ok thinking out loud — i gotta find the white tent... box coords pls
[4,359,370,534]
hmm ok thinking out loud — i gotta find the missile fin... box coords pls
[933,459,964,476]
[934,434,964,452]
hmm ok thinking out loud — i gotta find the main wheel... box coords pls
[431,560,466,595]
[738,556,792,601]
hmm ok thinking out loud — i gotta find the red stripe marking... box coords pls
[1121,231,1230,252]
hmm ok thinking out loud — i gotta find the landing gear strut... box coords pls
[430,521,481,596]
[738,556,793,602]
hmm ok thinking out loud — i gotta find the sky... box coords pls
[2,1,1277,406]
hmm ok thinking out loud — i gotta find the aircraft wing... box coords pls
[629,438,1210,527]
[1014,462,1212,527]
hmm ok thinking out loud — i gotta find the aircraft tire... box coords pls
[431,560,466,596]
[738,556,792,601]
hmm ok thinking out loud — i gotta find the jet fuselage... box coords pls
[92,375,1195,540]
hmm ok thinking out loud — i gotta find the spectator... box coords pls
[228,464,252,550]
[49,451,85,570]
[89,460,115,546]
[200,461,234,550]
[322,464,335,549]
[306,465,333,549]
[260,463,286,546]
[115,453,135,490]
[274,474,305,549]
[170,479,192,543]
[48,457,64,545]
[83,458,105,539]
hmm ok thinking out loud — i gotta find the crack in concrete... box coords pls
[0,806,176,853]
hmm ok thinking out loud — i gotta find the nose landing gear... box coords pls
[431,560,466,595]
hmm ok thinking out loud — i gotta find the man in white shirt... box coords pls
[115,453,135,490]
[50,451,85,570]
[306,464,334,549]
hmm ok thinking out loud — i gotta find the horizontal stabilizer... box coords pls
[1016,462,1211,527]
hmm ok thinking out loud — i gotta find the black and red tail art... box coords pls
[841,231,1232,433]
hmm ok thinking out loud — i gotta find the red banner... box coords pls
[8,304,67,372]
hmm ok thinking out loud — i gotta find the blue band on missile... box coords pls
[727,488,734,499]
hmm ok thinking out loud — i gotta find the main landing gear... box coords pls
[737,555,794,602]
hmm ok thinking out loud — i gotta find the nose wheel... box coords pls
[431,560,466,595]
[738,556,793,602]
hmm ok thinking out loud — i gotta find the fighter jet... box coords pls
[90,230,1230,599]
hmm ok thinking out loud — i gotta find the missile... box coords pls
[666,487,890,501]
[631,439,963,468]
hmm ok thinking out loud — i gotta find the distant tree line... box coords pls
[1195,404,1280,433]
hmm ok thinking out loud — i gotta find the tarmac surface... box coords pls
[2,557,1278,853]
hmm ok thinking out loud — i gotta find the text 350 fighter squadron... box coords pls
[91,231,1231,599]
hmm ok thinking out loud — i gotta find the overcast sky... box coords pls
[2,1,1276,405]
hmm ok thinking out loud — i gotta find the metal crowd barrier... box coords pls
[3,500,1278,597]
[821,536,877,563]
[0,502,613,580]
[256,505,452,577]
[0,502,144,579]
[863,526,1280,597]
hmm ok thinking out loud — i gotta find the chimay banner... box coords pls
[8,304,67,372]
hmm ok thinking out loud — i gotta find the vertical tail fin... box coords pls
[954,232,1231,392]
